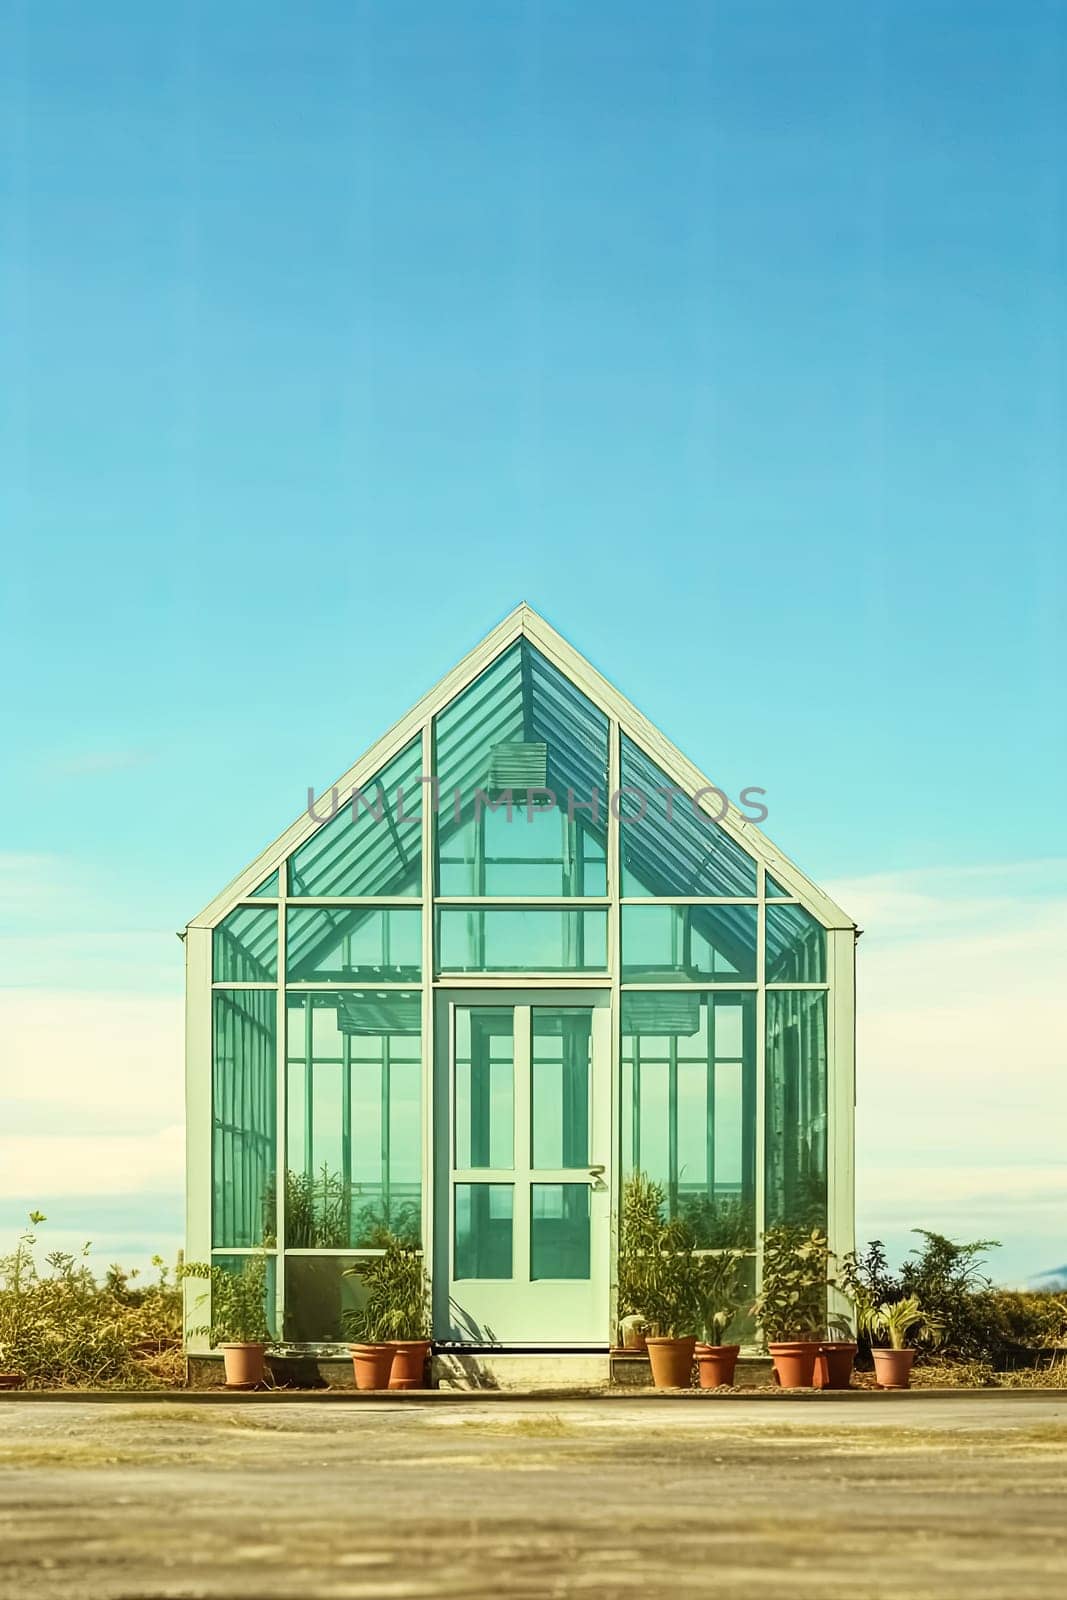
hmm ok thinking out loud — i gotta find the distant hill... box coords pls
[1027,1265,1067,1291]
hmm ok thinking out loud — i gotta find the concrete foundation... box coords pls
[187,1354,357,1389]
[433,1351,609,1390]
[188,1348,776,1391]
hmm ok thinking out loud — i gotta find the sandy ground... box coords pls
[1,1395,1066,1599]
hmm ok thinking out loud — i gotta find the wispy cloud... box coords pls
[0,853,74,922]
[0,853,180,990]
[0,1127,184,1198]
[1,989,183,1121]
[0,986,184,1272]
[45,748,154,779]
[827,862,1067,1284]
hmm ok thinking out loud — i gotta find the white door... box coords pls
[437,992,610,1345]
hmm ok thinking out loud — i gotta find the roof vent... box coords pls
[486,740,548,801]
[620,991,701,1038]
[336,994,421,1037]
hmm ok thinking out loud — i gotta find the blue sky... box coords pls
[0,2,1064,1285]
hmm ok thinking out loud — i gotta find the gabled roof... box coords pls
[188,602,855,930]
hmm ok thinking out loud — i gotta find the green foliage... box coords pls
[860,1294,941,1351]
[181,1255,271,1346]
[264,1169,421,1250]
[676,1193,754,1252]
[342,1236,431,1343]
[976,1289,1067,1355]
[264,1167,349,1248]
[618,1173,706,1338]
[752,1225,848,1343]
[842,1233,1067,1367]
[0,1214,183,1388]
[699,1250,749,1343]
[897,1230,997,1356]
[353,1201,421,1251]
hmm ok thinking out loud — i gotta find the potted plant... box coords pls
[812,1247,869,1389]
[618,1173,701,1388]
[181,1255,272,1388]
[344,1236,432,1390]
[695,1251,747,1388]
[752,1226,848,1388]
[861,1295,939,1389]
[814,1334,859,1390]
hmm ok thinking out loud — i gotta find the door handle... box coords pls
[588,1164,605,1180]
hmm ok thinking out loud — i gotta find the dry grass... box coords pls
[910,1357,1067,1389]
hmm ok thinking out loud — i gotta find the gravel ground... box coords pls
[1,1395,1065,1599]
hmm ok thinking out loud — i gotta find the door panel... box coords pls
[437,992,610,1345]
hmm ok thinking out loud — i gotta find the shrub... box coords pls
[972,1290,1067,1359]
[0,1213,183,1388]
[343,1235,430,1342]
[842,1232,1067,1367]
[618,1173,705,1338]
[181,1255,272,1346]
[699,1249,749,1344]
[752,1225,848,1343]
[676,1193,755,1251]
[263,1168,421,1250]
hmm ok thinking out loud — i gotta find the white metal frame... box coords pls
[434,988,612,1347]
[184,602,857,1355]
[187,604,853,931]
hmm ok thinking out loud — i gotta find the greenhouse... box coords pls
[184,603,856,1374]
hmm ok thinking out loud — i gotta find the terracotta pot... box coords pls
[872,1347,916,1389]
[349,1342,395,1391]
[0,1374,25,1390]
[695,1343,740,1388]
[389,1340,430,1390]
[814,1342,857,1390]
[645,1335,696,1389]
[220,1343,266,1388]
[768,1340,821,1388]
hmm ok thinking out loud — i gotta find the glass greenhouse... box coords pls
[184,604,856,1364]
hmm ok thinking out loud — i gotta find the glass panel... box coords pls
[208,1254,277,1341]
[213,905,278,982]
[454,1008,514,1169]
[765,989,827,1230]
[437,908,608,972]
[531,1184,590,1279]
[288,738,422,897]
[286,907,421,983]
[715,1254,757,1343]
[454,1183,513,1278]
[766,903,826,982]
[285,992,422,1248]
[435,640,609,896]
[531,1009,591,1168]
[251,870,279,898]
[212,991,277,1246]
[619,735,757,897]
[765,873,791,898]
[621,991,755,1248]
[283,1255,370,1344]
[439,803,607,897]
[621,904,757,983]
